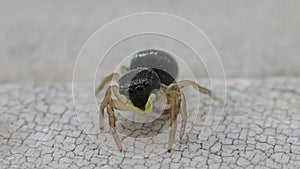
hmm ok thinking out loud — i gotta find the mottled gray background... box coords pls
[0,0,299,83]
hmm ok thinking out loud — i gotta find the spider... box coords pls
[96,49,222,152]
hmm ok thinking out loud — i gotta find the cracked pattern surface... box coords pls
[0,78,300,168]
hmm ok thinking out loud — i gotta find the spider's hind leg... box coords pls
[170,80,223,103]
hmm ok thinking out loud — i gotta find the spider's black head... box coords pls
[119,68,161,110]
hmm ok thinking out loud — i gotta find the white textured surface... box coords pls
[1,78,300,168]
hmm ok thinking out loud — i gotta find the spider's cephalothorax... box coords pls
[119,68,161,110]
[96,49,222,152]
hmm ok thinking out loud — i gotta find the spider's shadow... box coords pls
[115,109,171,138]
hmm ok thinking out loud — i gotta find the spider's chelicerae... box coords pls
[96,49,222,152]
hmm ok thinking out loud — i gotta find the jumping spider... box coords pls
[96,49,222,152]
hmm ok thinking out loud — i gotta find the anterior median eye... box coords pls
[143,81,150,87]
[136,85,144,91]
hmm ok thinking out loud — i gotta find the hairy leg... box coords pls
[95,73,120,96]
[99,85,129,151]
[163,80,222,151]
[99,85,128,127]
[111,85,128,104]
[168,80,223,103]
[96,65,129,95]
[179,92,187,140]
[120,65,129,74]
[99,86,113,129]
[168,96,180,152]
[107,104,122,151]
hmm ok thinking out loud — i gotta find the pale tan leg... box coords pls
[168,97,180,152]
[164,80,222,152]
[100,100,127,129]
[111,86,128,104]
[169,80,223,103]
[160,84,182,152]
[99,85,129,151]
[179,92,187,140]
[95,66,129,95]
[107,104,122,151]
[120,66,129,74]
[95,73,120,96]
[99,85,129,129]
[99,86,113,129]
[100,104,105,129]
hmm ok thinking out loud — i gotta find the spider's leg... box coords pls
[179,92,187,140]
[169,80,223,103]
[120,66,129,74]
[99,86,114,129]
[100,85,128,129]
[109,96,128,151]
[99,103,105,129]
[99,85,128,151]
[95,73,120,96]
[168,95,180,152]
[107,103,123,151]
[111,85,128,104]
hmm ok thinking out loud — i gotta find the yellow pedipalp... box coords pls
[126,93,156,115]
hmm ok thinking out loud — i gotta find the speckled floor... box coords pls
[0,78,299,168]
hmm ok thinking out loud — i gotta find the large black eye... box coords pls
[143,81,150,87]
[135,85,144,91]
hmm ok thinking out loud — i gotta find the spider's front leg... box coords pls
[100,85,127,151]
[164,80,222,152]
[168,95,180,152]
[99,86,113,129]
[106,103,122,151]
[166,91,188,152]
[161,87,183,152]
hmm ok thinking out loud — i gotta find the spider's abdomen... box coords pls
[119,68,161,110]
[129,49,178,85]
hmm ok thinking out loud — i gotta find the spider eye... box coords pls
[135,85,144,91]
[143,81,150,87]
